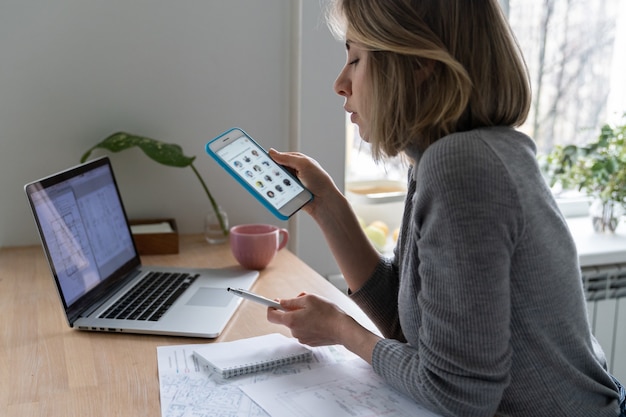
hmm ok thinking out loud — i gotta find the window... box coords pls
[505,0,626,154]
[345,122,407,182]
[345,0,626,181]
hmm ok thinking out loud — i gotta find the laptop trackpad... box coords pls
[186,287,232,307]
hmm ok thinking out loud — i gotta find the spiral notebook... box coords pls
[193,333,312,378]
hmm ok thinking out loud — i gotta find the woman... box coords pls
[267,0,626,416]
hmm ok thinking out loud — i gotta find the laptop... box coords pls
[24,156,258,338]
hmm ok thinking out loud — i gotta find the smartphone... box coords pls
[206,128,313,220]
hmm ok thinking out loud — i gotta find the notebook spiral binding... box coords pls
[225,352,312,378]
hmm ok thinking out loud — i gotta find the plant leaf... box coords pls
[80,132,195,167]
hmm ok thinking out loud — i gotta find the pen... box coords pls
[227,287,285,310]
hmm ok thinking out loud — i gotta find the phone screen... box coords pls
[214,133,307,213]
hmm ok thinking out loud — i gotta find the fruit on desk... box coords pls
[392,227,400,242]
[368,220,389,237]
[357,219,391,251]
[364,225,387,251]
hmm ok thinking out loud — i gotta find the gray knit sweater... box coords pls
[350,127,620,416]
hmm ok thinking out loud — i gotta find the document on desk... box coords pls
[240,358,442,417]
[157,340,442,417]
[156,342,357,417]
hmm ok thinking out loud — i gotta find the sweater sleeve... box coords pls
[350,256,406,341]
[354,134,526,416]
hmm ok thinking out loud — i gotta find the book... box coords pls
[193,333,313,378]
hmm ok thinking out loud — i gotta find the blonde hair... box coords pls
[327,0,531,158]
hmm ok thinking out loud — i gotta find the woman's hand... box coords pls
[268,149,341,218]
[267,293,381,364]
[267,293,348,347]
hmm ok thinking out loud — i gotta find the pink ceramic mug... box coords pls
[229,224,289,270]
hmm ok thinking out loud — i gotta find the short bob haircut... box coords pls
[327,0,532,159]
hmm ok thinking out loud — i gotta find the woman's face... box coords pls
[334,38,371,142]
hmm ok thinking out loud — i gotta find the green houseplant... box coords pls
[81,132,229,240]
[542,118,626,232]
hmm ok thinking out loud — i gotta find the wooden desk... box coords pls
[0,235,371,417]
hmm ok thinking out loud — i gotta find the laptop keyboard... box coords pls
[100,272,199,321]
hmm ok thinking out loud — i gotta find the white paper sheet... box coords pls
[130,222,174,234]
[157,343,359,417]
[240,359,442,417]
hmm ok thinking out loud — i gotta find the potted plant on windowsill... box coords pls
[542,117,626,232]
[81,132,229,242]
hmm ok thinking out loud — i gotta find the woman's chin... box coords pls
[355,126,369,142]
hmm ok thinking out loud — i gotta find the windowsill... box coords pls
[557,194,626,266]
[566,216,626,267]
[556,194,591,218]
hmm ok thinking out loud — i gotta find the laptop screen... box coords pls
[26,158,137,309]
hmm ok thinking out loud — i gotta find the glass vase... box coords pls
[590,199,622,233]
[204,206,229,244]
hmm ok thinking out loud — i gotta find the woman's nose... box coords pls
[333,66,350,97]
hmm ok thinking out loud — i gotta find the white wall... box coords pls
[0,0,344,277]
[294,1,345,276]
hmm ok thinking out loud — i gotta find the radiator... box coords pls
[583,263,626,381]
